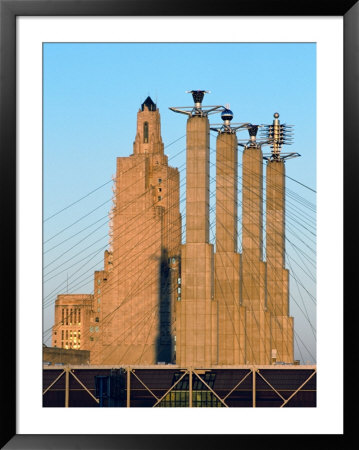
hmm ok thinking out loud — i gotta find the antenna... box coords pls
[260,112,300,161]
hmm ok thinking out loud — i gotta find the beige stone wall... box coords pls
[88,102,181,365]
[185,116,210,244]
[215,133,238,253]
[242,148,263,263]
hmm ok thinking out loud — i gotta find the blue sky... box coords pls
[43,43,316,363]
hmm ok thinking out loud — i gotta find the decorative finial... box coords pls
[169,90,221,118]
[221,108,233,123]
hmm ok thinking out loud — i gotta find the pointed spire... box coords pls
[141,96,157,111]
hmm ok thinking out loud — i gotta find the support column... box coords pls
[126,367,131,407]
[177,115,217,366]
[241,146,271,364]
[189,367,193,407]
[65,366,70,408]
[215,132,245,364]
[252,367,256,408]
[266,160,294,363]
[186,116,210,244]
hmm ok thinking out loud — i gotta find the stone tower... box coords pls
[89,97,182,365]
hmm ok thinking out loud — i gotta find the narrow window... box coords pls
[144,122,149,143]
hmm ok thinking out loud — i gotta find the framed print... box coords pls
[1,0,357,448]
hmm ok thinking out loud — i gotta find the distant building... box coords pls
[52,294,93,350]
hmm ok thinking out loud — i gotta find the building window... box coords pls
[158,196,162,201]
[62,330,64,340]
[78,310,81,324]
[158,178,162,183]
[97,279,101,285]
[95,317,99,322]
[158,187,162,192]
[144,122,149,143]
[61,309,64,325]
[66,309,69,325]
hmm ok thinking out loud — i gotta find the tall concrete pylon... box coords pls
[213,109,245,364]
[264,113,294,363]
[171,91,219,366]
[241,135,271,365]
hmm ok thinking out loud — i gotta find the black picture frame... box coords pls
[1,0,356,448]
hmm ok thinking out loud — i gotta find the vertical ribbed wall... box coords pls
[241,147,271,364]
[176,115,218,366]
[215,132,245,364]
[266,160,294,362]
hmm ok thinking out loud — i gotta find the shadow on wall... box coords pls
[156,248,173,363]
